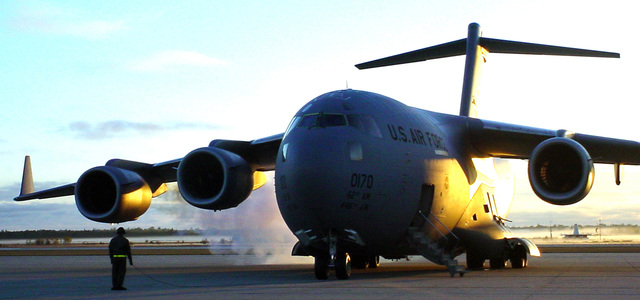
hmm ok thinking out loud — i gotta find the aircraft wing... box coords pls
[208,133,283,171]
[467,118,640,164]
[13,183,77,201]
[14,133,283,202]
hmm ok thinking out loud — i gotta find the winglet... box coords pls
[15,155,76,201]
[19,156,35,196]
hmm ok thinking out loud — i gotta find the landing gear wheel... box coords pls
[314,256,330,280]
[368,255,380,269]
[466,251,485,270]
[351,255,369,269]
[489,258,507,269]
[510,256,527,269]
[335,253,352,280]
[510,246,528,269]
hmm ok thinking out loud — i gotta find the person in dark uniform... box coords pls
[109,227,132,290]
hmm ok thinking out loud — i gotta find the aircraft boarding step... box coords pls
[406,212,465,277]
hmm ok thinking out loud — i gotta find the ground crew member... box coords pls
[109,227,132,290]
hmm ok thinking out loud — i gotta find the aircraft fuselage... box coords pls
[275,89,504,259]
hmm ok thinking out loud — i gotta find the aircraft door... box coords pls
[411,184,434,228]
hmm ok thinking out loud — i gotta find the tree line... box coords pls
[0,227,203,240]
[511,224,640,229]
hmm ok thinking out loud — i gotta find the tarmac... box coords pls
[2,250,640,299]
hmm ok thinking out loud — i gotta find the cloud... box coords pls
[129,50,225,72]
[8,3,127,38]
[68,120,221,140]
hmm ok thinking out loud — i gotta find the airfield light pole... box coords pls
[599,218,602,240]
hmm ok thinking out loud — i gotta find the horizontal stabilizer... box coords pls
[480,38,620,58]
[356,35,619,70]
[356,39,466,69]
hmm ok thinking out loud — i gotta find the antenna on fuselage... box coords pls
[355,23,619,118]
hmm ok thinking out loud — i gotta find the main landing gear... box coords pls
[314,255,331,280]
[352,255,380,269]
[465,245,528,270]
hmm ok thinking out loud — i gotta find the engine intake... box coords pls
[75,166,152,223]
[177,147,253,210]
[528,137,594,205]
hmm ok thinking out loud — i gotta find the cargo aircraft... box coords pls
[16,23,638,279]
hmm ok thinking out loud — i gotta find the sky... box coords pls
[1,0,640,232]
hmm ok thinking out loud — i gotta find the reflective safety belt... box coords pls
[112,255,127,258]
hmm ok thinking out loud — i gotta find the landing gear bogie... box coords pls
[489,258,507,269]
[352,255,380,269]
[351,255,369,269]
[368,255,380,268]
[466,250,485,270]
[509,245,528,269]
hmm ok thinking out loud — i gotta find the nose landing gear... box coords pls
[314,252,353,280]
[314,230,353,280]
[335,253,352,279]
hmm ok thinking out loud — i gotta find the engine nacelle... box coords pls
[75,166,152,223]
[177,147,253,210]
[528,137,594,205]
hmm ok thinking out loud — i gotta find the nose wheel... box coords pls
[335,253,352,279]
[314,252,352,280]
[314,230,352,280]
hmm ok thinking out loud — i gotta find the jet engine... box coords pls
[177,147,254,210]
[528,137,594,205]
[75,166,152,223]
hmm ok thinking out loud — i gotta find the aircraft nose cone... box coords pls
[276,131,348,210]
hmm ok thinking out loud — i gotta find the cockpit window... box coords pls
[322,114,348,127]
[287,112,382,138]
[298,114,318,127]
[283,116,302,138]
[297,113,347,128]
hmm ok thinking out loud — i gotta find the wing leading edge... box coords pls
[467,118,640,165]
[14,133,283,202]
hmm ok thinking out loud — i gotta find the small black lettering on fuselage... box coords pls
[387,124,448,152]
[341,173,374,211]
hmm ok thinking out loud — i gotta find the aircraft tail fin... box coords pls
[19,156,35,196]
[356,23,619,118]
